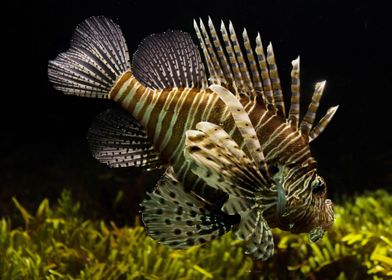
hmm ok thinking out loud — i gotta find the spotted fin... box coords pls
[140,167,238,248]
[88,108,163,170]
[132,30,207,89]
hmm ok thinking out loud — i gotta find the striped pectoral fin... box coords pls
[221,195,255,215]
[209,84,271,180]
[140,167,237,249]
[244,211,274,260]
[184,123,268,199]
[88,108,163,170]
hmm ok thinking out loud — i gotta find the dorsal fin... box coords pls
[194,18,284,112]
[242,28,263,95]
[141,167,237,249]
[195,18,338,141]
[194,19,226,86]
[132,30,207,89]
[255,33,275,106]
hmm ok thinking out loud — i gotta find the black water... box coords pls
[3,0,391,219]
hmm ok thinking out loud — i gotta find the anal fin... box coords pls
[88,108,163,170]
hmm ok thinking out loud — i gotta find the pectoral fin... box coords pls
[140,167,238,249]
[244,212,274,260]
[184,122,268,200]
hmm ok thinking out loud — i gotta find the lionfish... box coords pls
[48,16,338,260]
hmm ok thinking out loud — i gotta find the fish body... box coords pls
[110,72,310,198]
[48,16,337,260]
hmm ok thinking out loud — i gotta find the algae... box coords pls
[0,190,391,279]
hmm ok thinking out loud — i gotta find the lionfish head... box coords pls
[276,165,334,241]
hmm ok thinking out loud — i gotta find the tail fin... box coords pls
[48,16,131,98]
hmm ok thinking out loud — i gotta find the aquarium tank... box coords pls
[2,0,391,279]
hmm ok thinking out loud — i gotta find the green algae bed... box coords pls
[0,190,391,280]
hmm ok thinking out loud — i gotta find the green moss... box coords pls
[0,190,252,279]
[0,190,391,279]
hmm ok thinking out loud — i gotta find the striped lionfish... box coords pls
[48,16,338,260]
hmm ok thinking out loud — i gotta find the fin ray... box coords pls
[132,30,207,89]
[184,123,266,198]
[300,81,326,136]
[289,56,301,127]
[309,105,339,142]
[209,85,270,176]
[141,167,236,248]
[88,108,163,170]
[48,16,130,98]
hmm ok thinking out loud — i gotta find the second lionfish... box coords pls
[48,16,338,260]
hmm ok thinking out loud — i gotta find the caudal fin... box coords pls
[48,16,131,98]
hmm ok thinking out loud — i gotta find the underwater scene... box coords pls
[2,0,391,279]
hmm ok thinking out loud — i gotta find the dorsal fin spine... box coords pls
[207,17,235,86]
[255,34,275,105]
[228,22,254,94]
[220,21,245,96]
[194,20,220,84]
[199,19,226,84]
[300,81,326,136]
[242,28,263,97]
[289,56,301,127]
[309,105,339,142]
[266,43,285,117]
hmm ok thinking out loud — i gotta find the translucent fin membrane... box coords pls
[48,16,131,98]
[141,167,237,248]
[132,30,207,89]
[88,108,163,170]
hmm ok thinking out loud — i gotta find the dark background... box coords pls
[3,0,391,221]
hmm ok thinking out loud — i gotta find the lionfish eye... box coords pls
[312,176,326,195]
[269,165,280,175]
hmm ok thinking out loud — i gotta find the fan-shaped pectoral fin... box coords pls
[236,208,274,260]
